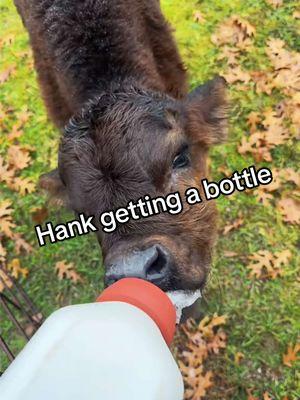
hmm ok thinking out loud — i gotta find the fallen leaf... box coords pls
[234,351,244,364]
[293,11,300,19]
[277,197,300,224]
[247,112,261,133]
[266,0,283,8]
[283,343,300,367]
[55,261,83,283]
[263,392,273,400]
[224,251,239,257]
[223,217,244,234]
[13,233,33,254]
[193,11,205,24]
[0,199,15,238]
[0,64,16,85]
[7,258,29,279]
[12,176,36,195]
[0,241,7,261]
[0,268,13,292]
[31,206,49,224]
[280,168,300,187]
[254,188,273,206]
[222,66,251,84]
[211,15,255,47]
[246,389,259,400]
[247,248,292,279]
[0,156,15,184]
[7,124,24,141]
[7,145,31,170]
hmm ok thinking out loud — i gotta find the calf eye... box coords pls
[172,146,190,169]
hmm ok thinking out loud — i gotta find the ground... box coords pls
[0,0,299,399]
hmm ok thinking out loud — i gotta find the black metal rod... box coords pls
[0,295,29,341]
[0,334,15,362]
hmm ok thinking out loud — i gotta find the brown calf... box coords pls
[14,0,227,294]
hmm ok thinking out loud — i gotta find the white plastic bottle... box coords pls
[0,278,184,400]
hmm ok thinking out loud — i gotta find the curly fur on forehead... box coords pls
[64,82,178,140]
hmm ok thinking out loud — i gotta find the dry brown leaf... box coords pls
[280,168,300,187]
[277,197,300,224]
[247,249,292,279]
[7,124,24,141]
[12,176,36,195]
[13,233,33,254]
[211,15,255,47]
[246,389,259,400]
[273,249,292,268]
[247,112,261,133]
[7,145,31,171]
[293,11,300,19]
[223,217,244,234]
[0,240,7,261]
[266,0,283,8]
[7,258,29,279]
[282,343,300,367]
[251,71,276,95]
[16,108,32,125]
[0,199,15,238]
[193,10,205,24]
[0,64,16,85]
[31,206,49,224]
[222,66,251,84]
[248,250,274,278]
[224,251,239,257]
[263,393,273,400]
[254,187,273,206]
[0,268,13,293]
[55,261,83,283]
[184,369,213,400]
[0,156,15,184]
[218,46,240,65]
[234,351,245,364]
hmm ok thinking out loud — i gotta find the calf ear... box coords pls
[39,169,69,206]
[185,76,228,145]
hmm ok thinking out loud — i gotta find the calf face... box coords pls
[41,77,227,292]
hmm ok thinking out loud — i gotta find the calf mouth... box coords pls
[103,240,205,323]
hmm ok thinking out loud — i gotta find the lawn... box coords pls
[0,0,299,399]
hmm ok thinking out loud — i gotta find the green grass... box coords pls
[0,0,299,398]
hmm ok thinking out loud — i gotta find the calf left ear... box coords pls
[185,76,228,145]
[39,168,69,206]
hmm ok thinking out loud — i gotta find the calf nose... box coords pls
[104,245,172,287]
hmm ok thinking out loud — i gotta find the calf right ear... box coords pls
[185,76,228,145]
[39,169,69,206]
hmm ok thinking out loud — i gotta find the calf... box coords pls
[15,0,228,293]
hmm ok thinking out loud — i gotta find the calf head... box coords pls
[41,77,227,292]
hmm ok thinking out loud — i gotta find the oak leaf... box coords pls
[223,217,243,234]
[55,261,83,283]
[0,64,16,85]
[7,145,31,171]
[0,268,13,293]
[13,233,33,254]
[193,11,205,24]
[277,197,300,224]
[7,258,29,279]
[266,0,283,7]
[0,156,15,184]
[0,199,15,238]
[282,343,300,367]
[12,176,36,195]
[222,66,251,84]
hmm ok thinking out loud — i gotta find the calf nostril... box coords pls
[145,246,168,280]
